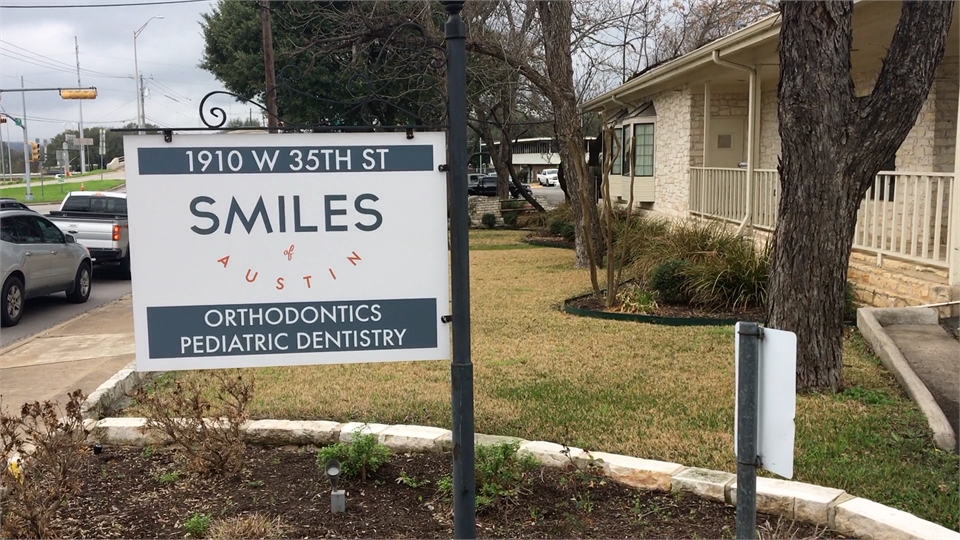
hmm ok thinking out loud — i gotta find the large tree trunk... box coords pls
[769,0,954,391]
[538,0,604,268]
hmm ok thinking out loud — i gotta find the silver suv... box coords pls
[1,209,93,327]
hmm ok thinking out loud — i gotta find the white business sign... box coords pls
[124,132,451,372]
[734,323,796,479]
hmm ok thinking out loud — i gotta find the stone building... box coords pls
[581,0,959,309]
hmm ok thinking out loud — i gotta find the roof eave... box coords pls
[581,13,783,112]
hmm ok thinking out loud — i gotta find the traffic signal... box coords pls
[28,142,39,162]
[59,88,97,100]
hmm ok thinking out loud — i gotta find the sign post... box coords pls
[442,2,476,538]
[123,132,451,371]
[734,322,797,540]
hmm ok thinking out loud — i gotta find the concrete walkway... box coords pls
[0,295,134,408]
[885,324,960,444]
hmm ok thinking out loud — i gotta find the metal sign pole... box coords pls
[442,1,476,538]
[736,322,761,540]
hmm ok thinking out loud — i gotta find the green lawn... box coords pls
[3,180,123,204]
[134,229,960,530]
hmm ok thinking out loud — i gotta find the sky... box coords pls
[0,0,252,143]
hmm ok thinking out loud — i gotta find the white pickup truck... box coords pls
[45,192,130,278]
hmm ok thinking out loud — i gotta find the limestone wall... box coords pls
[650,85,693,217]
[689,91,750,168]
[759,91,780,170]
[468,194,551,227]
[934,57,958,173]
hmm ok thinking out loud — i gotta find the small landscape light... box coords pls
[325,458,341,490]
[92,443,103,455]
[325,458,346,514]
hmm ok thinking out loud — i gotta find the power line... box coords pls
[0,41,133,79]
[2,0,209,8]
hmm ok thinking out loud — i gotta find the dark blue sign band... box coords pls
[137,145,434,175]
[146,298,438,358]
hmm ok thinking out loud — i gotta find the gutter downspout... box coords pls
[712,50,757,235]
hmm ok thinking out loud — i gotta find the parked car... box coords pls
[467,175,533,199]
[537,168,560,186]
[1,209,93,327]
[0,198,32,211]
[45,192,130,278]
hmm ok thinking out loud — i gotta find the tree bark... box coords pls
[769,0,954,391]
[538,0,604,267]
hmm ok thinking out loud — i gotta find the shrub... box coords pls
[0,390,89,539]
[624,219,738,285]
[516,210,547,229]
[502,210,519,228]
[207,513,284,539]
[481,213,497,229]
[685,239,770,311]
[649,259,691,304]
[315,428,391,481]
[131,370,254,477]
[549,218,576,242]
[438,441,538,510]
[184,513,212,537]
[615,284,658,314]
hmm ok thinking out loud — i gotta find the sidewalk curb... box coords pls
[857,307,956,452]
[87,417,959,540]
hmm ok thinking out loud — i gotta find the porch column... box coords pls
[950,74,960,292]
[703,81,711,166]
[741,69,757,233]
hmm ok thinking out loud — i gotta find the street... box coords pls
[1,179,130,348]
[0,266,132,348]
[532,185,566,207]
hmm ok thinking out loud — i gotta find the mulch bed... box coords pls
[522,234,575,249]
[47,445,848,539]
[568,293,766,322]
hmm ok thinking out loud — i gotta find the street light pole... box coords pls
[133,16,163,134]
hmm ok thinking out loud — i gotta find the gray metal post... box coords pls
[20,76,32,201]
[736,322,761,540]
[442,2,476,538]
[5,123,12,183]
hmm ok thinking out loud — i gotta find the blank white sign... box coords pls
[735,323,797,479]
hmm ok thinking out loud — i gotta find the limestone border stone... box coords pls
[80,361,160,420]
[84,417,959,540]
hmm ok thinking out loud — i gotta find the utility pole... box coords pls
[259,0,278,132]
[75,36,87,174]
[19,76,33,201]
[139,74,147,128]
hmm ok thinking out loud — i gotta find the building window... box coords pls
[633,123,654,177]
[621,126,631,176]
[612,127,623,175]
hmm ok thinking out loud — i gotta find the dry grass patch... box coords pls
[138,231,959,529]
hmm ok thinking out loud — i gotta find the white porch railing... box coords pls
[853,172,953,268]
[688,168,954,269]
[689,167,780,230]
